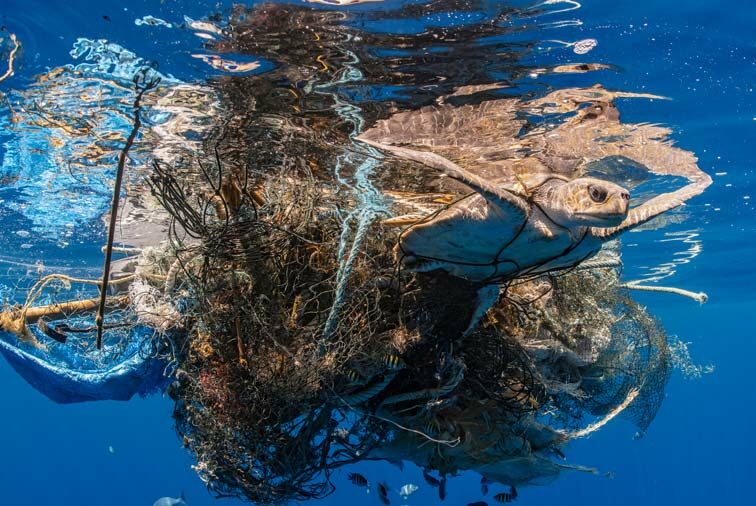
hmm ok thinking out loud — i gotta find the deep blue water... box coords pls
[0,1,754,505]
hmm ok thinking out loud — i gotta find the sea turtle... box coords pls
[356,87,711,331]
[355,140,633,283]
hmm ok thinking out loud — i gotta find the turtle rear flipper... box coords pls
[463,284,501,337]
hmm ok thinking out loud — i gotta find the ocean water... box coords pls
[0,1,753,506]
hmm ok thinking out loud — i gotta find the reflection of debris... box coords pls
[552,62,611,73]
[184,16,224,36]
[0,31,20,84]
[527,0,583,17]
[193,32,216,41]
[135,15,173,28]
[572,38,598,54]
[191,54,260,73]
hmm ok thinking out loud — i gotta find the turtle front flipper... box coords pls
[356,136,530,220]
[593,171,712,241]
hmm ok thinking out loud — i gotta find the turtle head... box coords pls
[546,177,630,228]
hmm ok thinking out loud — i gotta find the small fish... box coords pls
[383,354,404,370]
[467,502,488,506]
[102,15,111,22]
[153,492,187,506]
[399,483,419,498]
[438,477,447,501]
[493,491,514,504]
[107,445,116,455]
[348,472,369,488]
[377,482,390,505]
[422,470,441,488]
[424,420,439,436]
[510,486,518,500]
[345,369,361,383]
[480,476,490,496]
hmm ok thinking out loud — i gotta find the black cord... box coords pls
[95,71,161,349]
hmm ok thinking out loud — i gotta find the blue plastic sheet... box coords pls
[0,327,169,403]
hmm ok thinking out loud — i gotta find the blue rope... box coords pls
[314,46,389,343]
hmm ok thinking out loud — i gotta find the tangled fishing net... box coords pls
[139,141,676,502]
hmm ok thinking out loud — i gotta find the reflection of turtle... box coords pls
[359,152,631,283]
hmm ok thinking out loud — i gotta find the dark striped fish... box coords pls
[345,369,362,383]
[348,472,368,489]
[383,354,405,370]
[424,420,440,436]
[493,490,515,503]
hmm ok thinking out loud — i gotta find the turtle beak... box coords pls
[574,206,627,227]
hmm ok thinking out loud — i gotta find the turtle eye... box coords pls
[588,185,608,203]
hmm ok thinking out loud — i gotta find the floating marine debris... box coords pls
[0,3,712,506]
[0,31,20,84]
